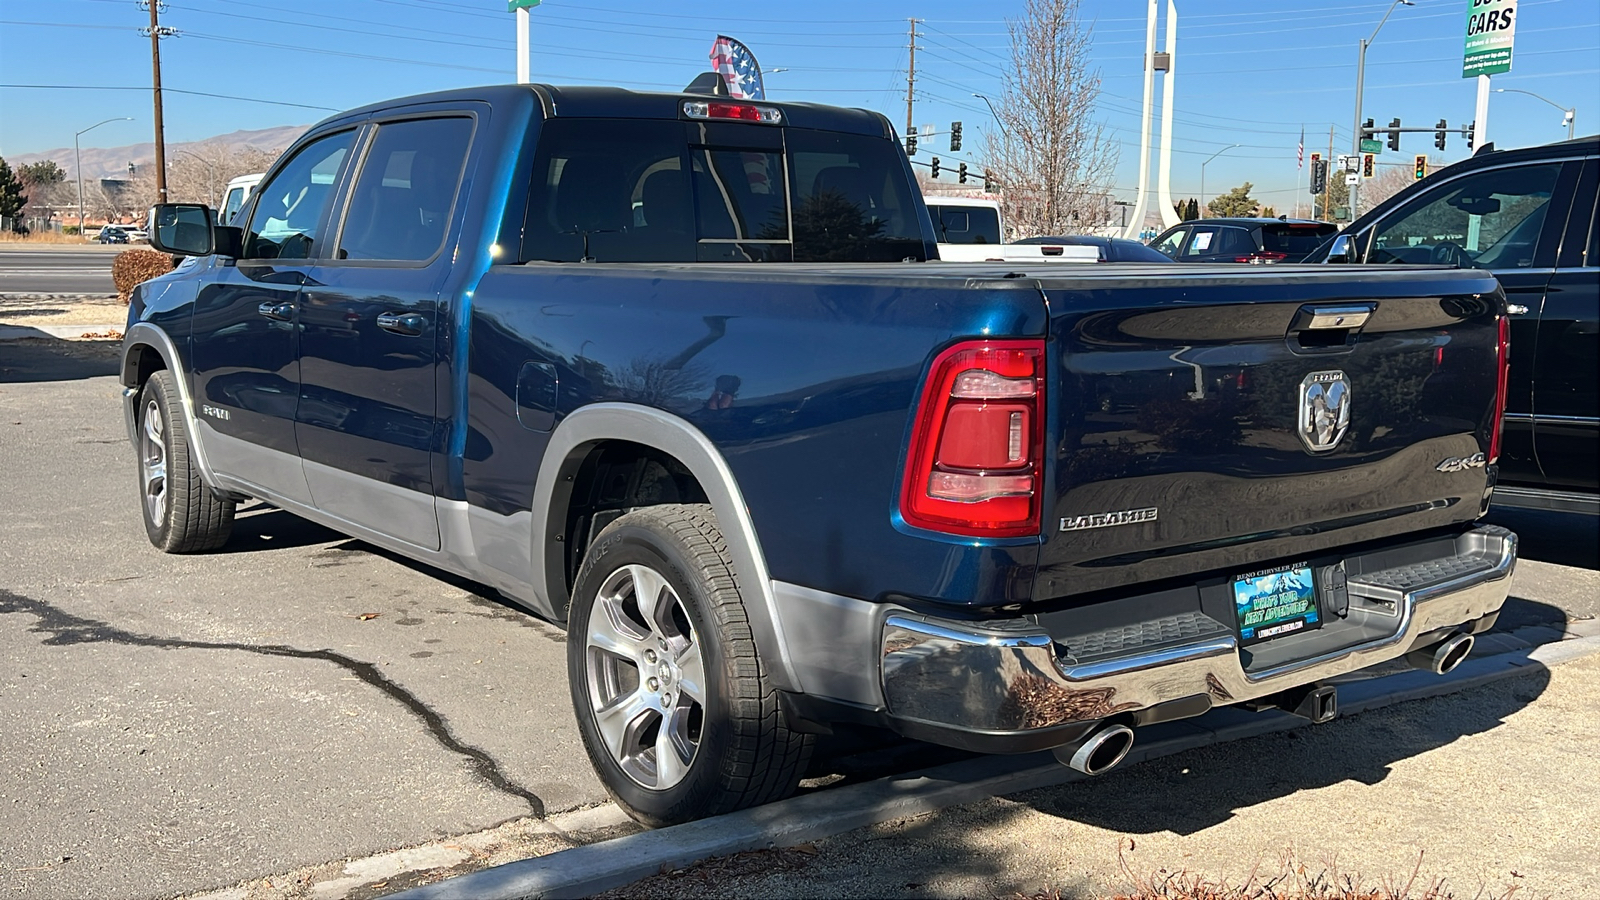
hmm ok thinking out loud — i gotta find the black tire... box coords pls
[136,370,235,553]
[567,503,813,827]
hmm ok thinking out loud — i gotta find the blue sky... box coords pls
[2,0,1596,211]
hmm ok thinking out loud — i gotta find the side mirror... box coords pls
[1325,233,1356,264]
[148,204,216,257]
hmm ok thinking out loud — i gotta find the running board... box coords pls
[1492,486,1600,515]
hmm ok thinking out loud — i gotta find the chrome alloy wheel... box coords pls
[139,397,169,528]
[584,563,707,791]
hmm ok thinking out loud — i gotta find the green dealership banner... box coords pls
[1463,0,1517,77]
[508,0,541,11]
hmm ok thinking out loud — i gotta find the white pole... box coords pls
[1155,0,1180,230]
[516,8,530,84]
[1474,74,1491,149]
[1122,0,1158,240]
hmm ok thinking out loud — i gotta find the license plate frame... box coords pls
[1233,563,1321,645]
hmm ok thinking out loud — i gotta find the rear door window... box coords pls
[1259,222,1338,256]
[523,118,928,263]
[337,116,474,262]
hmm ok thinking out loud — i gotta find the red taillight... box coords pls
[900,339,1045,538]
[1489,314,1510,463]
[1235,251,1289,264]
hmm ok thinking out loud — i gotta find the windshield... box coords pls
[1260,223,1337,256]
[927,204,1002,245]
[523,118,928,263]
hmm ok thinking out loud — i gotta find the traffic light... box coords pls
[930,157,940,179]
[983,168,994,192]
[1465,121,1475,150]
[958,162,969,184]
[1310,156,1326,194]
[1361,153,1374,178]
[1387,117,1401,152]
[1362,117,1376,139]
[906,133,917,156]
[1414,154,1428,180]
[1434,118,1448,151]
[950,121,962,152]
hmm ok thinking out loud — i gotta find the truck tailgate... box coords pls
[1034,264,1505,600]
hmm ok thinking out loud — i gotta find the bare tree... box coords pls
[983,0,1117,238]
[124,144,282,211]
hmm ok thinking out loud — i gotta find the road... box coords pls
[0,245,121,294]
[0,335,1594,899]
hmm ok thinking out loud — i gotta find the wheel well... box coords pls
[123,343,167,389]
[556,440,708,611]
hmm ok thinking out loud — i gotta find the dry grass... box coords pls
[112,249,175,303]
[0,231,93,244]
[1011,843,1530,900]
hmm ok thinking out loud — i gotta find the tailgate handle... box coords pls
[1303,305,1372,329]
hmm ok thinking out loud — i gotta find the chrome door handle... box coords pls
[1506,304,1531,316]
[256,300,295,321]
[376,311,427,336]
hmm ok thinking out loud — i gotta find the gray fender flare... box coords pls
[529,403,800,693]
[121,321,218,487]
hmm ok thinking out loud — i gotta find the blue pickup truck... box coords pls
[127,82,1517,826]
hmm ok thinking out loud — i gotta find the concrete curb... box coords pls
[390,632,1600,900]
[0,323,124,341]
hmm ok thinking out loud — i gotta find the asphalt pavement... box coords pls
[0,330,1595,900]
[0,244,121,294]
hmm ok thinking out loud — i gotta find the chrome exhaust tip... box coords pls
[1407,633,1475,675]
[1055,724,1135,776]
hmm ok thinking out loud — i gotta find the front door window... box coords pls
[1366,164,1561,269]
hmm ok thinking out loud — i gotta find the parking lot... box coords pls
[1,264,1596,898]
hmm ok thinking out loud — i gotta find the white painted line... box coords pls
[391,633,1600,900]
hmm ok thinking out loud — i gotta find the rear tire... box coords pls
[567,503,812,827]
[137,370,235,553]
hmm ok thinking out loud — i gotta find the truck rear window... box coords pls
[522,118,928,263]
[926,204,1002,245]
[1260,222,1338,256]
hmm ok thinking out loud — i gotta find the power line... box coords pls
[0,83,340,111]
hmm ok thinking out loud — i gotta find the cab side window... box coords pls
[244,131,356,260]
[1366,164,1560,269]
[1151,227,1186,258]
[337,117,474,262]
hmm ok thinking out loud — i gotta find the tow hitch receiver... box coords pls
[1250,684,1338,724]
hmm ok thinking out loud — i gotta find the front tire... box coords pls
[567,504,812,827]
[137,370,235,552]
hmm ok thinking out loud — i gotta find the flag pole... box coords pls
[516,8,530,84]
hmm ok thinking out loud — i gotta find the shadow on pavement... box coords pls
[1484,506,1599,570]
[0,337,121,383]
[219,503,346,553]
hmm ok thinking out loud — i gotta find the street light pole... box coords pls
[1199,144,1241,218]
[74,117,134,241]
[1495,87,1577,141]
[972,93,1009,138]
[1351,0,1413,220]
[174,149,219,207]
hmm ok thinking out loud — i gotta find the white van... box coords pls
[218,173,264,225]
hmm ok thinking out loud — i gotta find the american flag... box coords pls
[1298,125,1305,169]
[710,35,765,100]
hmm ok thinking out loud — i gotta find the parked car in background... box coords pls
[1151,217,1338,264]
[1012,234,1174,263]
[1309,135,1599,515]
[124,226,149,243]
[926,197,1004,261]
[96,226,129,244]
[218,172,265,225]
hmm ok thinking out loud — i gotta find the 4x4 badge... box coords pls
[1299,370,1350,452]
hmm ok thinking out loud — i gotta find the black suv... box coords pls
[1311,136,1599,514]
[1149,217,1338,263]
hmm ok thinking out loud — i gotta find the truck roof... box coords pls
[314,83,895,140]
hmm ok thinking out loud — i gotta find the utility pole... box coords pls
[1325,126,1334,221]
[905,18,918,143]
[142,1,175,204]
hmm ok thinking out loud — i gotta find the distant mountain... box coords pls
[5,125,308,180]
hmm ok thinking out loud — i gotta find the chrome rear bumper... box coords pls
[880,525,1515,745]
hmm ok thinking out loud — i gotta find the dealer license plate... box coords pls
[1233,564,1320,645]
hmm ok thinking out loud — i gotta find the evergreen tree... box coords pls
[0,158,29,230]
